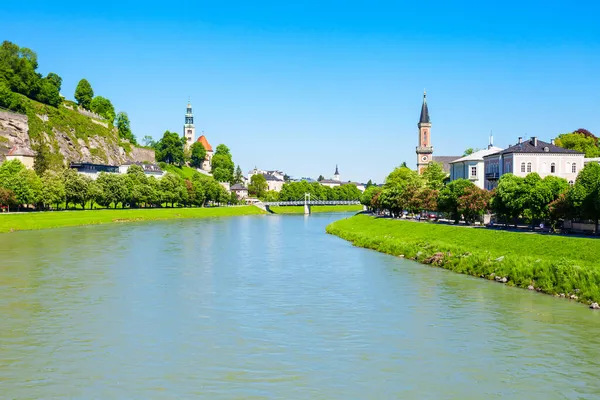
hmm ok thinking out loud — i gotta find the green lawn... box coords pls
[160,164,200,179]
[269,204,363,214]
[0,206,266,233]
[327,214,600,304]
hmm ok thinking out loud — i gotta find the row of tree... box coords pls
[245,176,363,202]
[0,160,235,211]
[360,160,600,230]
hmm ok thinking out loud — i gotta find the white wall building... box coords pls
[483,137,585,190]
[449,145,503,189]
[119,162,165,178]
[5,146,35,170]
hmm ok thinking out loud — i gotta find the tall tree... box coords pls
[248,174,268,198]
[90,96,116,124]
[155,130,185,165]
[554,131,600,157]
[189,141,207,169]
[421,162,446,190]
[115,112,136,144]
[234,165,244,184]
[438,179,476,222]
[142,135,155,148]
[41,170,65,210]
[568,162,600,232]
[74,79,94,109]
[211,144,235,183]
[46,72,62,92]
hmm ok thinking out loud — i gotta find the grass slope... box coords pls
[327,214,600,304]
[269,205,363,214]
[0,206,265,233]
[160,164,200,179]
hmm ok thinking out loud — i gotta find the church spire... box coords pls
[419,91,430,124]
[335,164,339,175]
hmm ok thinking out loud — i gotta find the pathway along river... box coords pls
[2,213,600,399]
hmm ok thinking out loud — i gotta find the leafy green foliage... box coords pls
[41,170,65,209]
[248,174,267,198]
[115,111,136,144]
[0,41,61,107]
[90,96,116,124]
[189,141,207,168]
[421,161,446,190]
[555,131,600,158]
[155,131,185,165]
[211,144,235,183]
[74,79,94,109]
[234,165,244,184]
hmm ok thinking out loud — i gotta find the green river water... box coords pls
[1,213,600,399]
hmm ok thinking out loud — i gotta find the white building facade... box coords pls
[483,137,584,190]
[449,145,503,189]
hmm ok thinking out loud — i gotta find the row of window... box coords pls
[519,162,576,174]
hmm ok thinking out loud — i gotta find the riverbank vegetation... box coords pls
[0,159,238,212]
[327,214,600,304]
[269,204,363,214]
[248,180,364,202]
[0,206,265,233]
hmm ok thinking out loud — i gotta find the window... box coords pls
[572,164,577,173]
[521,162,526,173]
[550,163,556,173]
[527,162,532,173]
[471,166,477,177]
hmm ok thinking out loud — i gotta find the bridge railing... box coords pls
[262,200,361,206]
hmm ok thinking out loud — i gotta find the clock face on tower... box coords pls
[421,155,428,162]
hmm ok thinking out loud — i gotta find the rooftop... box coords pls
[196,135,213,152]
[231,183,247,190]
[432,156,460,173]
[487,137,584,156]
[450,146,503,163]
[419,92,430,124]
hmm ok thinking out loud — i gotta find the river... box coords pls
[1,213,600,399]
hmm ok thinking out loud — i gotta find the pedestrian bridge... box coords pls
[255,200,362,215]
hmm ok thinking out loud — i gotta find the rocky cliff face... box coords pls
[0,108,155,165]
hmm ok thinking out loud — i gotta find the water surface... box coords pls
[1,213,600,399]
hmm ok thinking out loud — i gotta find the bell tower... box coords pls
[183,100,195,150]
[416,91,433,174]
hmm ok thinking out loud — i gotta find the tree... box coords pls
[366,179,374,188]
[0,187,16,212]
[568,162,600,232]
[317,175,324,182]
[41,170,65,210]
[554,131,600,158]
[96,173,130,209]
[115,111,136,144]
[90,96,116,124]
[74,79,94,109]
[421,162,446,190]
[63,168,90,209]
[248,174,268,198]
[211,144,235,183]
[142,135,155,148]
[160,173,184,207]
[400,161,408,168]
[32,141,50,176]
[155,131,185,165]
[457,185,491,223]
[0,160,34,210]
[234,165,244,184]
[492,174,526,226]
[189,141,207,169]
[361,186,382,211]
[463,148,481,156]
[438,179,476,222]
[46,72,62,92]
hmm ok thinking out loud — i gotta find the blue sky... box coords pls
[3,1,600,182]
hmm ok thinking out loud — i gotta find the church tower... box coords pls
[333,165,340,181]
[183,100,195,150]
[416,91,433,174]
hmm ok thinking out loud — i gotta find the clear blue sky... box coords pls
[4,1,600,183]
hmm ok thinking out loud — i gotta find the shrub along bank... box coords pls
[269,205,363,214]
[326,214,600,305]
[0,206,265,233]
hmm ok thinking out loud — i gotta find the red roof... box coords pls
[7,146,35,157]
[196,135,213,152]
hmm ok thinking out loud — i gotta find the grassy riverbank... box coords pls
[327,214,600,304]
[269,205,363,214]
[0,206,266,233]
